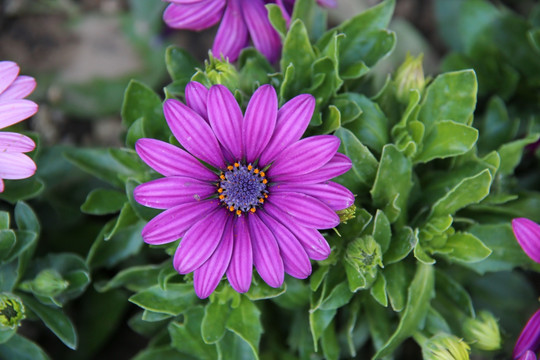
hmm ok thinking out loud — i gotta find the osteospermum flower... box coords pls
[162,0,336,62]
[0,61,38,193]
[512,218,540,264]
[514,309,540,359]
[134,82,353,298]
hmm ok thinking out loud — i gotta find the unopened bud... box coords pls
[0,293,25,329]
[463,311,501,351]
[422,333,470,360]
[205,53,240,91]
[345,235,383,278]
[394,53,426,104]
[30,269,69,297]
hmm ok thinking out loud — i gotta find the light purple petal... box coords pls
[0,61,19,95]
[207,85,243,160]
[163,0,225,31]
[227,215,253,293]
[512,218,540,264]
[518,351,538,360]
[267,135,340,180]
[270,181,354,211]
[514,308,540,359]
[0,100,38,129]
[243,85,277,163]
[317,0,337,8]
[259,94,315,166]
[0,76,36,101]
[267,192,339,229]
[247,213,284,288]
[141,200,220,245]
[242,0,282,62]
[168,0,206,3]
[164,99,226,169]
[174,208,229,274]
[193,216,234,298]
[0,153,36,179]
[278,153,352,184]
[134,176,216,210]
[0,132,35,153]
[212,0,249,62]
[258,210,311,279]
[185,81,209,120]
[264,201,331,260]
[0,179,4,193]
[135,138,218,181]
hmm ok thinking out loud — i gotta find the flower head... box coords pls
[134,81,353,298]
[0,61,38,192]
[462,311,501,351]
[514,309,540,359]
[0,292,25,329]
[422,333,471,360]
[512,218,540,264]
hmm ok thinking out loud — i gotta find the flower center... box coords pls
[218,163,268,215]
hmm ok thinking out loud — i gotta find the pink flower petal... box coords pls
[242,0,282,62]
[135,138,218,181]
[193,216,234,298]
[0,179,4,193]
[514,308,540,359]
[317,0,337,8]
[518,351,537,360]
[168,0,206,3]
[227,215,253,293]
[163,99,226,169]
[0,153,36,179]
[134,176,216,209]
[259,94,315,166]
[0,76,36,101]
[163,0,226,31]
[270,181,354,211]
[212,0,249,62]
[512,218,540,264]
[0,132,35,153]
[278,153,352,184]
[243,85,277,163]
[141,200,219,245]
[0,61,19,95]
[0,100,38,129]
[174,208,229,274]
[185,81,209,120]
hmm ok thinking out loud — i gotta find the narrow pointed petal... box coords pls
[518,351,537,360]
[0,132,35,153]
[514,309,540,359]
[174,208,229,274]
[259,94,315,166]
[0,76,36,101]
[242,0,282,62]
[0,153,36,179]
[135,138,218,181]
[267,192,339,229]
[317,0,337,7]
[0,100,38,129]
[141,200,219,244]
[0,179,4,193]
[212,0,249,62]
[271,182,354,211]
[227,215,253,293]
[134,176,216,209]
[163,0,225,31]
[267,135,340,180]
[279,153,352,184]
[243,85,277,163]
[185,82,209,120]
[0,61,19,95]
[247,213,284,288]
[512,218,540,264]
[258,211,311,279]
[264,201,331,260]
[193,216,234,298]
[207,85,243,160]
[164,99,225,169]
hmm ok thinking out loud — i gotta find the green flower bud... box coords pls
[462,311,501,351]
[205,54,240,91]
[29,269,69,297]
[0,293,25,329]
[422,333,470,360]
[345,235,383,280]
[337,204,356,224]
[394,53,426,104]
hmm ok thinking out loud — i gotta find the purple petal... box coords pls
[317,0,337,7]
[185,82,209,120]
[266,192,339,229]
[267,135,340,180]
[243,85,277,163]
[163,0,225,31]
[174,208,229,274]
[212,0,249,62]
[134,176,216,209]
[207,85,243,160]
[514,308,540,359]
[242,0,282,62]
[0,132,35,153]
[0,179,4,193]
[264,201,331,260]
[0,100,38,129]
[270,181,354,211]
[279,153,352,184]
[258,210,311,279]
[193,216,234,298]
[168,0,206,3]
[0,76,36,101]
[164,99,226,169]
[141,200,219,245]
[247,213,284,288]
[259,94,315,166]
[512,218,540,264]
[135,138,218,181]
[0,153,36,179]
[227,215,253,293]
[518,351,537,360]
[0,61,19,95]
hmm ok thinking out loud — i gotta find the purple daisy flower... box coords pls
[512,218,540,264]
[134,82,353,298]
[0,61,38,193]
[514,309,540,359]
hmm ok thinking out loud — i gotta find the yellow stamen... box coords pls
[234,162,240,167]
[264,194,268,198]
[227,165,234,171]
[260,171,265,177]
[250,208,256,213]
[259,198,264,203]
[219,195,225,200]
[254,169,259,174]
[218,188,223,193]
[236,210,242,216]
[262,179,268,184]
[247,165,253,171]
[220,174,226,180]
[229,206,235,212]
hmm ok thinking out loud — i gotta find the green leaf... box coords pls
[202,301,230,344]
[225,296,262,359]
[477,96,517,152]
[0,334,50,360]
[321,320,339,360]
[80,189,127,215]
[245,280,286,300]
[309,308,336,351]
[15,201,40,234]
[266,4,287,38]
[95,264,162,292]
[0,230,16,262]
[384,226,418,265]
[237,49,274,95]
[318,281,353,310]
[370,274,388,307]
[169,306,218,359]
[104,202,139,240]
[121,80,163,129]
[439,232,492,263]
[4,230,37,264]
[133,346,183,360]
[165,45,200,83]
[365,297,393,352]
[87,222,144,269]
[372,210,391,254]
[0,212,9,230]
[0,178,44,203]
[291,0,327,42]
[129,284,197,316]
[217,331,258,360]
[498,133,540,175]
[126,117,146,149]
[435,270,474,317]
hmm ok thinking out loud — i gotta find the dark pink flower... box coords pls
[514,309,540,359]
[134,82,353,298]
[512,218,540,264]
